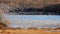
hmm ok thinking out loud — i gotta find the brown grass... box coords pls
[0,28,60,34]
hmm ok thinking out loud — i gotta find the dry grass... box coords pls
[0,0,60,8]
[0,28,60,34]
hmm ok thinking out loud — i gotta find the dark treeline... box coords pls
[9,8,43,12]
[9,4,60,15]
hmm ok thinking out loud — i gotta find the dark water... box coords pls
[8,4,60,15]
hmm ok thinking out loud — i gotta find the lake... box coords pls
[3,15,60,28]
